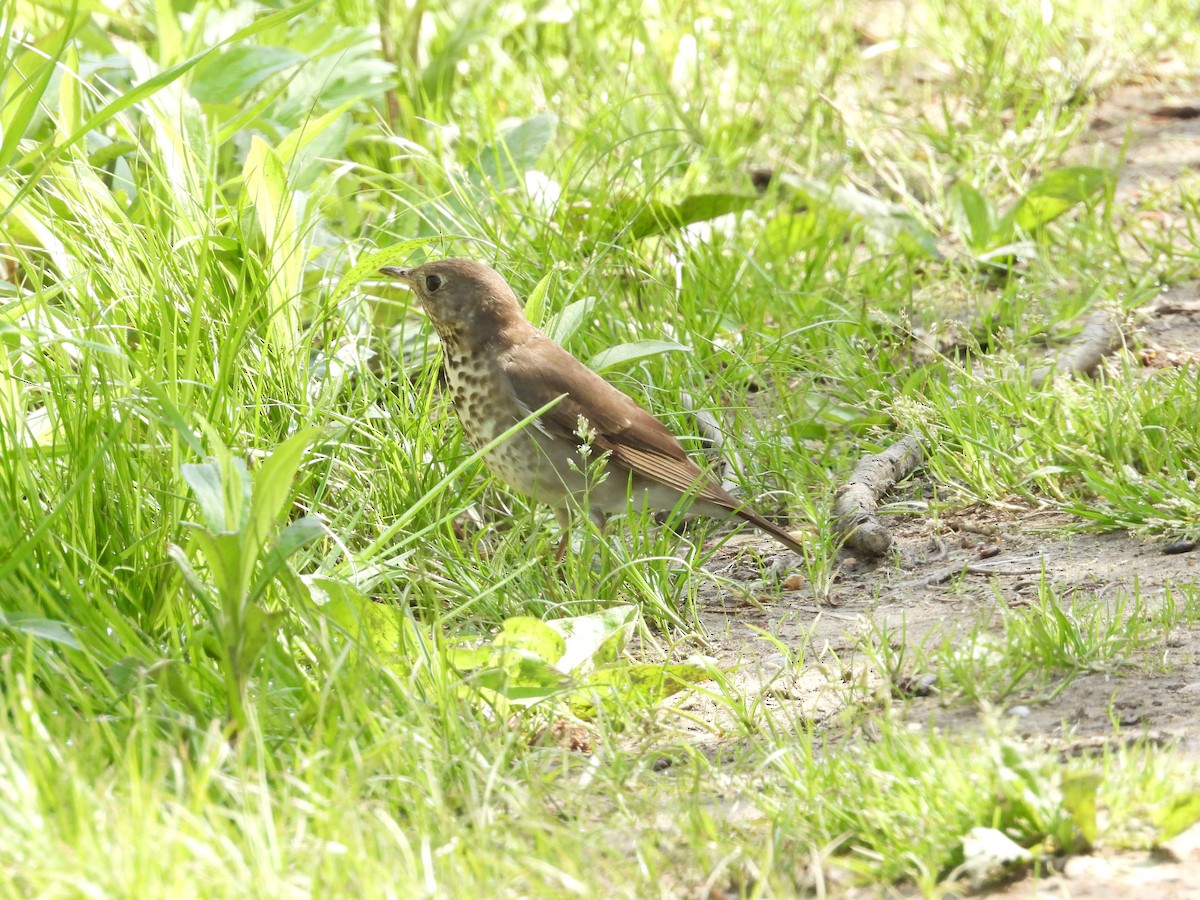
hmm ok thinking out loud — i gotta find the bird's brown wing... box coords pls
[499,335,738,510]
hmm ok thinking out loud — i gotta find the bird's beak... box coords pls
[379,266,415,286]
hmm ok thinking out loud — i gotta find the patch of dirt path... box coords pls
[698,512,1199,749]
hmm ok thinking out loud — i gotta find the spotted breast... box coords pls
[441,341,584,509]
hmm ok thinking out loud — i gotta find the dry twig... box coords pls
[1031,310,1127,387]
[833,436,923,556]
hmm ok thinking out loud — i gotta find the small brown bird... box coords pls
[379,259,804,557]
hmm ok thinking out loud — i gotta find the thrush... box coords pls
[379,259,805,557]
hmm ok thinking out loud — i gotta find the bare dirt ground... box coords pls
[700,514,1199,745]
[688,61,1200,897]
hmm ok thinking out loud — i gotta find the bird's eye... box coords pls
[425,274,443,292]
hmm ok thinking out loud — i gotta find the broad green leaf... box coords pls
[272,515,325,559]
[242,136,301,362]
[494,617,567,665]
[271,46,392,125]
[545,296,596,345]
[182,461,238,532]
[0,611,80,650]
[1005,166,1115,233]
[446,646,493,669]
[522,270,556,328]
[545,605,637,674]
[87,140,137,169]
[626,193,757,241]
[892,229,939,258]
[227,456,253,531]
[472,113,558,189]
[162,659,207,719]
[570,660,715,717]
[472,675,563,705]
[948,181,996,250]
[190,46,306,103]
[502,650,569,687]
[1154,792,1200,842]
[247,430,318,554]
[104,657,144,696]
[274,104,354,190]
[249,515,325,603]
[1061,773,1101,845]
[474,650,567,699]
[187,527,252,612]
[152,0,184,66]
[588,339,691,373]
[271,563,311,609]
[317,576,403,655]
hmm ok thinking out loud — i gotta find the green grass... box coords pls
[2,0,1200,895]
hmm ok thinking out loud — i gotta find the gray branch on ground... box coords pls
[1031,310,1127,387]
[833,436,923,556]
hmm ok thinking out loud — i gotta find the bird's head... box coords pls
[379,258,524,345]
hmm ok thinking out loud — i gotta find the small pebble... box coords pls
[760,654,789,672]
[1006,705,1032,717]
[1063,856,1114,879]
[914,673,939,695]
[781,572,806,591]
[893,673,939,698]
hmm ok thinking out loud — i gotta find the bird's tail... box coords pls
[735,507,806,555]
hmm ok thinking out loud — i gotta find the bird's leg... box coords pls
[552,508,608,561]
[553,507,572,561]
